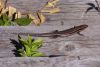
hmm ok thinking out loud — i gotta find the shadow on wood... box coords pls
[10,39,23,57]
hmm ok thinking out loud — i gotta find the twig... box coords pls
[95,0,100,14]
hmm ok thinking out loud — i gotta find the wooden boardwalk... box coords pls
[0,0,100,67]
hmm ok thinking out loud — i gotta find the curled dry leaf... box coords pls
[32,12,46,26]
[37,11,46,23]
[5,6,17,17]
[0,0,5,16]
[0,8,6,14]
[41,7,60,14]
[27,14,35,20]
[45,0,59,8]
[0,8,5,16]
[32,19,40,26]
[0,0,4,10]
[15,11,21,19]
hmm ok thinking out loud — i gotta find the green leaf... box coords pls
[19,39,29,46]
[16,35,45,57]
[27,35,33,46]
[18,49,25,57]
[31,51,45,57]
[0,19,5,25]
[24,45,31,56]
[32,38,43,50]
[4,21,11,26]
[15,17,33,26]
[0,14,11,26]
[18,49,23,53]
[19,52,26,57]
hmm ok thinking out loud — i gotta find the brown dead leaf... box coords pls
[27,14,35,20]
[36,11,46,23]
[45,0,59,8]
[0,0,4,9]
[32,19,40,26]
[32,11,46,26]
[5,6,17,17]
[41,7,60,14]
[15,11,21,19]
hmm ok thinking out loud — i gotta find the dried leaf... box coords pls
[0,0,4,9]
[32,19,40,26]
[5,6,17,17]
[41,7,60,14]
[27,14,35,20]
[0,8,4,16]
[15,11,21,19]
[32,12,46,26]
[45,0,59,8]
[37,12,46,23]
[0,8,8,15]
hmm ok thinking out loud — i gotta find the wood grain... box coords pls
[0,0,100,67]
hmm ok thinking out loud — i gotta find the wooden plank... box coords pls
[0,0,100,67]
[0,0,99,26]
[0,24,97,57]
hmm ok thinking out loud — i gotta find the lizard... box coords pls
[12,24,88,38]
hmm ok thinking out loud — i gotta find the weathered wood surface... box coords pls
[0,0,100,67]
[6,0,100,26]
[0,25,99,67]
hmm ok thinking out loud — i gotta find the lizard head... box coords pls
[75,24,88,32]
